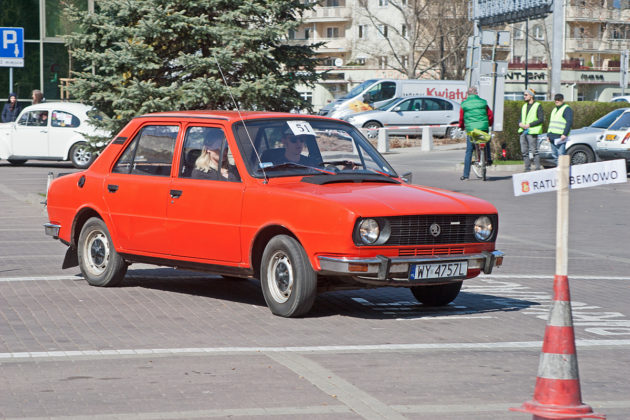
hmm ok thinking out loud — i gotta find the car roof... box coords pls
[21,102,93,114]
[138,110,335,123]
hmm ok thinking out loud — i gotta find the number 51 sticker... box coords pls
[287,120,316,136]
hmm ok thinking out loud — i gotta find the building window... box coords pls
[402,55,409,69]
[379,56,388,69]
[377,24,388,39]
[513,24,523,40]
[378,0,388,6]
[357,57,366,65]
[326,27,340,38]
[300,91,313,103]
[401,24,408,39]
[326,0,340,6]
[533,25,544,40]
[358,24,367,39]
[304,28,311,39]
[288,29,295,40]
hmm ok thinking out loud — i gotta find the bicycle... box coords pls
[468,129,492,181]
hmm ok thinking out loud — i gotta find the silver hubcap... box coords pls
[571,151,586,165]
[74,146,92,165]
[267,251,293,303]
[83,230,109,276]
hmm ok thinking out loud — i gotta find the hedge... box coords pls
[492,100,629,160]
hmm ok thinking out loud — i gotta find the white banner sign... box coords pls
[512,159,628,196]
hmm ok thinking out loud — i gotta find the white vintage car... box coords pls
[0,102,104,169]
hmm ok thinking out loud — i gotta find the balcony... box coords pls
[566,37,630,53]
[304,6,352,23]
[566,5,630,23]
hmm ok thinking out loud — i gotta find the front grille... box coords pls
[398,246,465,257]
[385,215,489,246]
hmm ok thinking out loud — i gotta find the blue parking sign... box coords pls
[0,27,24,67]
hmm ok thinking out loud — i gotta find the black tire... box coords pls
[7,159,27,165]
[480,151,487,181]
[445,126,455,138]
[69,143,95,169]
[363,121,382,139]
[410,281,463,306]
[77,217,127,287]
[567,144,595,166]
[260,235,317,317]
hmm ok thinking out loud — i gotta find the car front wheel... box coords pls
[410,282,463,306]
[78,217,127,287]
[260,235,317,317]
[363,121,382,139]
[70,143,95,169]
[567,144,595,165]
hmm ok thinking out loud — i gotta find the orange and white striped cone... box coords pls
[511,275,605,419]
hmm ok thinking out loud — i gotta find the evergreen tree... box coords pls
[64,0,322,141]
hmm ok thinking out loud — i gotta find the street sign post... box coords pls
[0,27,24,68]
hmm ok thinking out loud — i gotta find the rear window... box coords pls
[608,112,630,131]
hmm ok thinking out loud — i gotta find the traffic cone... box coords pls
[511,275,605,419]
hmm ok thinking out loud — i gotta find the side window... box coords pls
[423,98,443,111]
[17,110,48,126]
[436,99,453,110]
[112,125,178,176]
[366,81,396,102]
[180,126,240,182]
[51,111,80,128]
[396,99,414,112]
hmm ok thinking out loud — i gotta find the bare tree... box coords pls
[355,0,471,79]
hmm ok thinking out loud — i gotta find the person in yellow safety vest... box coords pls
[518,88,544,171]
[547,93,573,165]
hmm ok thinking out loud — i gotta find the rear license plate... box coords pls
[605,134,616,141]
[409,261,468,280]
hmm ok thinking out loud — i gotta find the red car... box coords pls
[44,111,504,317]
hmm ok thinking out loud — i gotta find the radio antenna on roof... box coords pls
[213,55,268,183]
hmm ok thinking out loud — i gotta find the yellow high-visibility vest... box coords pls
[518,102,543,134]
[548,104,569,135]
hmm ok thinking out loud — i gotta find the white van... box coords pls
[319,79,467,119]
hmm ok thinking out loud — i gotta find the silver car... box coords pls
[343,96,461,137]
[538,107,629,167]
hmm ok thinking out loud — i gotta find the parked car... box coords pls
[0,102,103,168]
[537,107,629,167]
[596,109,630,167]
[611,95,630,103]
[343,96,461,138]
[44,111,503,317]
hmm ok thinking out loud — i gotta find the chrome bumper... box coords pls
[44,223,61,239]
[318,250,504,282]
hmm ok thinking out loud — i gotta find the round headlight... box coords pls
[359,218,380,244]
[473,216,493,241]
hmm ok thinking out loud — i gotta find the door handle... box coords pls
[170,189,183,198]
[107,184,119,193]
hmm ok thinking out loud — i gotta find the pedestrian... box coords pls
[518,88,544,171]
[1,92,21,122]
[459,86,493,180]
[31,89,44,105]
[547,93,573,165]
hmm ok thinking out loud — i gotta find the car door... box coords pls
[383,98,420,126]
[12,110,50,157]
[49,110,82,158]
[103,123,179,254]
[167,125,244,263]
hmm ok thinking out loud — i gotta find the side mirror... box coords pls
[401,171,413,184]
[393,106,401,112]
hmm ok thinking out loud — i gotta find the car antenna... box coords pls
[213,55,269,184]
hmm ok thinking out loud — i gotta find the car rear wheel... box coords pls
[7,159,27,165]
[410,281,463,306]
[567,144,595,165]
[78,217,127,287]
[260,235,317,317]
[70,143,95,169]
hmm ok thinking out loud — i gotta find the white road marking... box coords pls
[2,339,629,361]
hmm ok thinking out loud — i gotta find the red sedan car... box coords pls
[44,111,504,317]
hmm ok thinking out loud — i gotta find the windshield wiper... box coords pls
[257,162,336,175]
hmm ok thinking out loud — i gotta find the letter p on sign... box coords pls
[3,30,16,49]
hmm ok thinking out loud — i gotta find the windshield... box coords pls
[232,118,398,179]
[339,79,378,100]
[591,108,628,129]
[608,111,630,131]
[376,97,401,111]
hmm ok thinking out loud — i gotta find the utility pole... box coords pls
[550,0,564,98]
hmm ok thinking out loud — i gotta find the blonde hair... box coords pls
[194,149,220,173]
[32,89,44,104]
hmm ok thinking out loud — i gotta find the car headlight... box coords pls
[359,218,380,244]
[355,218,391,245]
[473,216,493,241]
[539,139,551,152]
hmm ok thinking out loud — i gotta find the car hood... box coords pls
[269,178,497,216]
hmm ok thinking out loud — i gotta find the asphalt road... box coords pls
[1,147,629,420]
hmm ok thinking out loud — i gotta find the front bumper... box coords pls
[318,250,504,284]
[596,148,630,162]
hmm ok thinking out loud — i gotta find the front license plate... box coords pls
[409,261,468,280]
